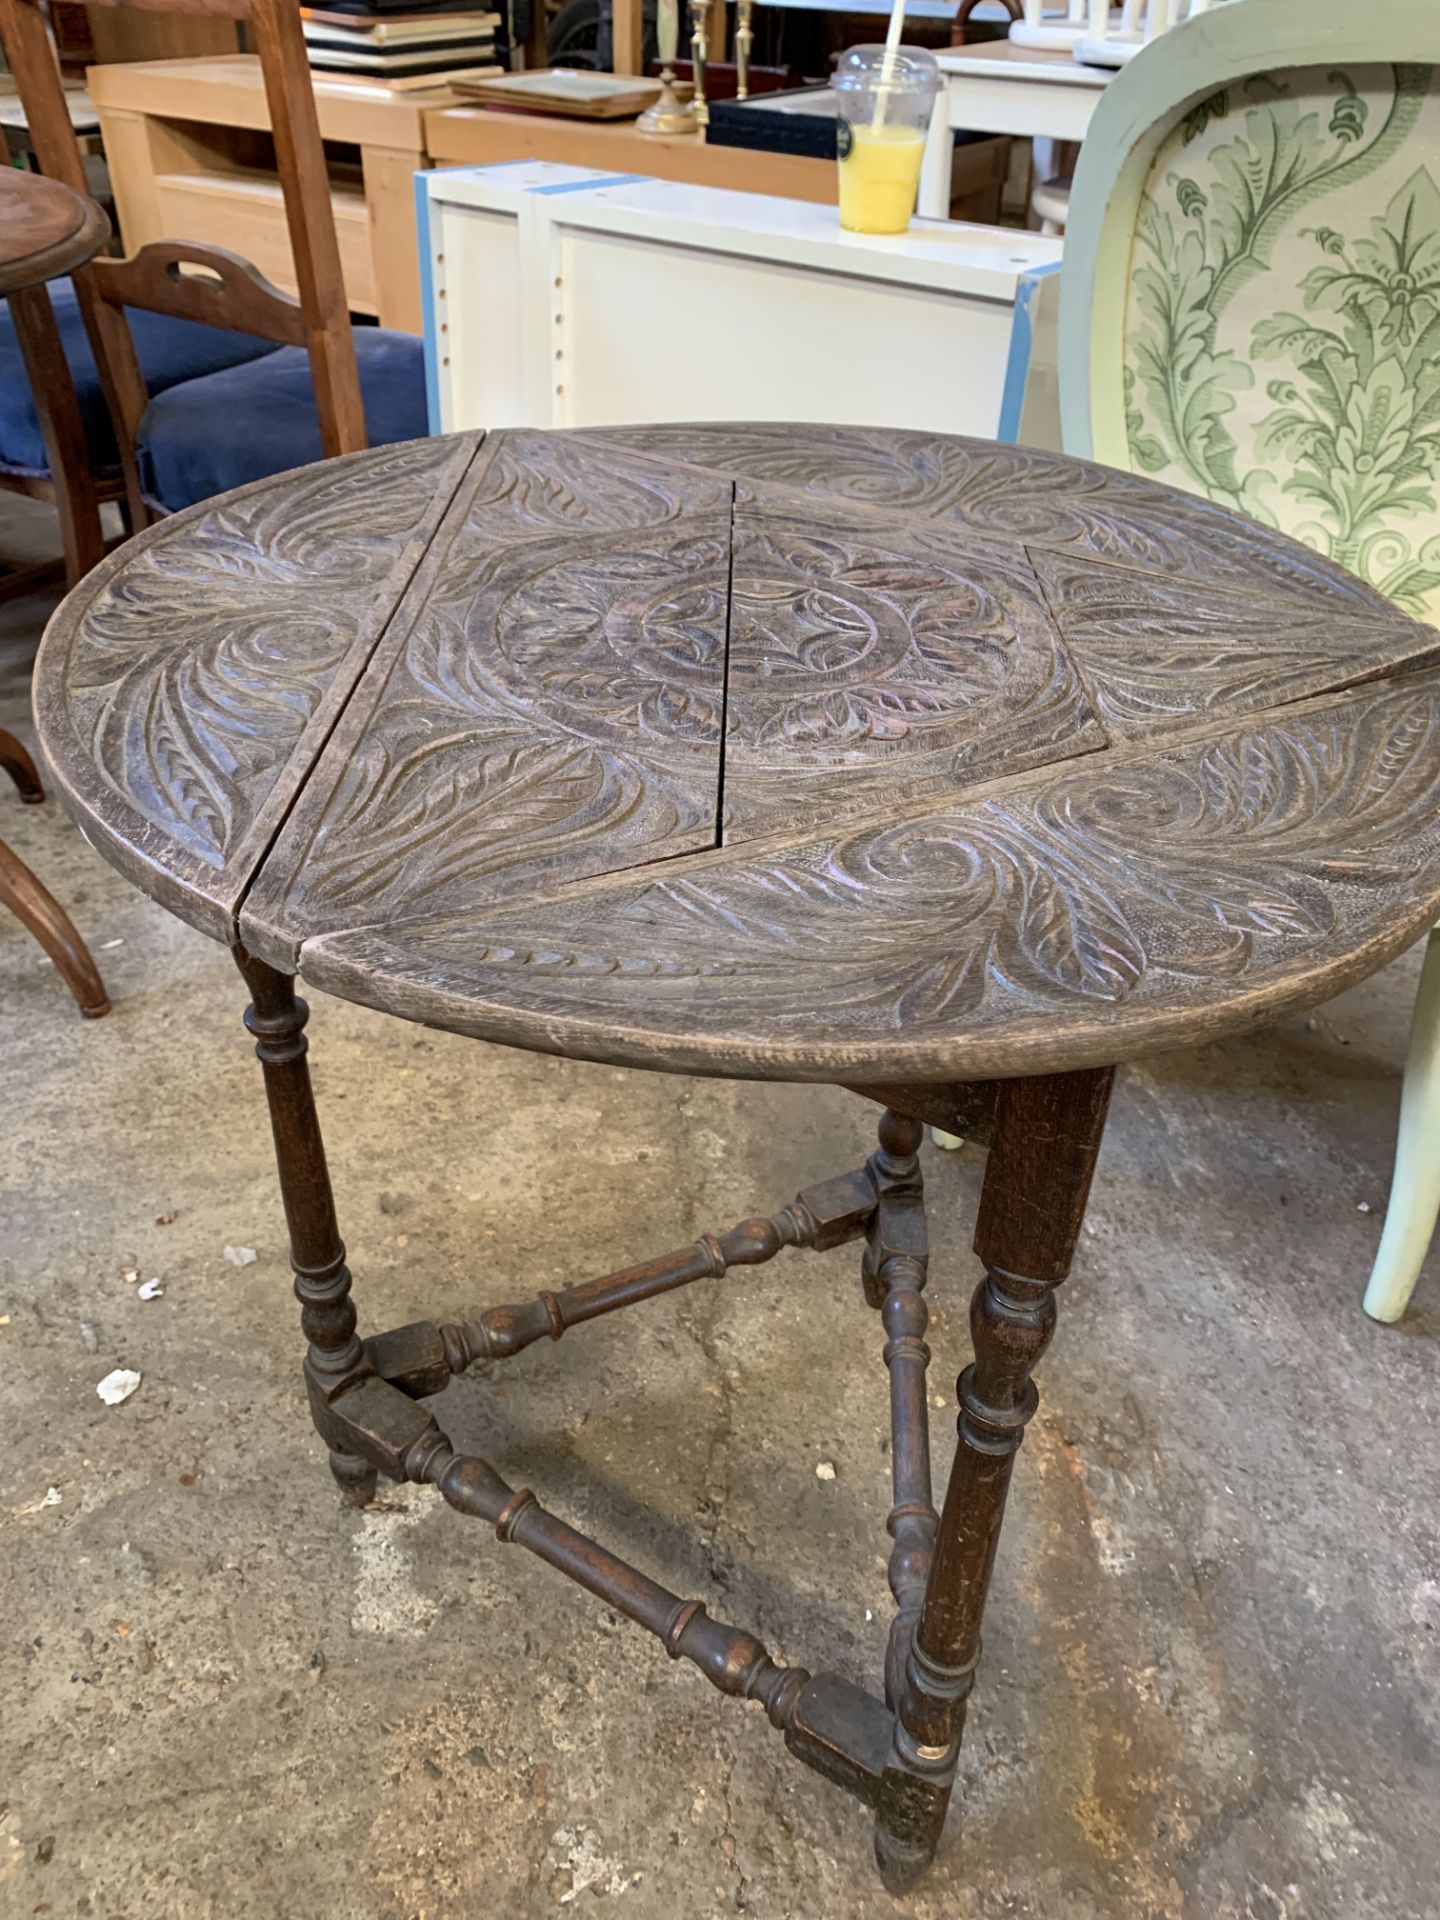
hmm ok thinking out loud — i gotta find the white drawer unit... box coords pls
[417,161,1063,449]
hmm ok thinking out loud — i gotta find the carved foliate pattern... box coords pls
[251,505,731,936]
[590,424,1397,612]
[1029,549,1440,739]
[724,511,1104,836]
[42,424,1440,1079]
[329,680,1440,1072]
[51,437,469,867]
[464,428,734,546]
[488,524,729,749]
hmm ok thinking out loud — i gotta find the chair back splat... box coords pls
[0,0,368,526]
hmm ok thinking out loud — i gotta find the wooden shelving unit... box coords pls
[87,54,464,334]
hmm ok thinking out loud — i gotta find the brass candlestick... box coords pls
[636,66,698,136]
[638,0,699,137]
[690,0,711,129]
[735,0,754,99]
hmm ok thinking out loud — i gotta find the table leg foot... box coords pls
[329,1446,379,1508]
[873,1733,955,1892]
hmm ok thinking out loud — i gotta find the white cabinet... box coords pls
[417,162,1063,450]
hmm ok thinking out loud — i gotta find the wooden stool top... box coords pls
[0,166,108,295]
[35,424,1440,1081]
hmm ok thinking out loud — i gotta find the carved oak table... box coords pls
[33,425,1440,1889]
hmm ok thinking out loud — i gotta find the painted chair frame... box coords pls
[1058,0,1440,1322]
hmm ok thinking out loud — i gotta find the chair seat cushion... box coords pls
[137,331,430,512]
[0,280,280,479]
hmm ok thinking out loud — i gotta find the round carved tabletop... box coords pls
[34,425,1440,1082]
[0,167,109,297]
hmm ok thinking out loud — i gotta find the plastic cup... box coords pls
[834,45,942,235]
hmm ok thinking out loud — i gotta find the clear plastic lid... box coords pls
[833,44,943,95]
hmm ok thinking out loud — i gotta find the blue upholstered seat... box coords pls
[0,280,280,479]
[137,330,429,511]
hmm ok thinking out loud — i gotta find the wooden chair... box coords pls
[951,0,1023,48]
[1073,0,1221,69]
[1059,0,1440,1320]
[0,158,112,594]
[0,0,426,527]
[1,734,108,1015]
[0,165,110,1010]
[0,22,281,563]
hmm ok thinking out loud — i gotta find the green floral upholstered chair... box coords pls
[1060,0,1440,1321]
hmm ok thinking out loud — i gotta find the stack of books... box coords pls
[301,4,504,92]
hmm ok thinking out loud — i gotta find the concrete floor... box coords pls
[2,497,1438,1920]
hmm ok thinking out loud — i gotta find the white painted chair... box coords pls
[1027,0,1235,230]
[1073,0,1143,67]
[1030,172,1072,233]
[1059,0,1440,1319]
[1010,0,1088,53]
[1074,0,1218,69]
[1366,933,1440,1319]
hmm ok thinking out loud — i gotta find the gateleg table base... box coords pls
[237,947,1112,1892]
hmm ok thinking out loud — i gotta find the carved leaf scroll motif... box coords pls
[270,495,733,928]
[1029,548,1440,738]
[403,681,1440,1039]
[244,429,1440,1047]
[61,438,465,867]
[592,423,1399,613]
[723,513,1105,836]
[52,419,1440,1075]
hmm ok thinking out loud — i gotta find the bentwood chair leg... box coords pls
[234,945,377,1506]
[874,1066,1114,1890]
[1,727,44,803]
[0,835,109,1015]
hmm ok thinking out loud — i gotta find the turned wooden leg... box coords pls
[874,1065,1114,1890]
[234,945,376,1507]
[1,729,44,803]
[8,284,107,589]
[0,836,109,1016]
[859,1110,939,1712]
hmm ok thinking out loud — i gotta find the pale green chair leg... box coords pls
[930,1128,965,1151]
[1363,925,1440,1323]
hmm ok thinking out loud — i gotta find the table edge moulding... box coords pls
[36,424,1440,1088]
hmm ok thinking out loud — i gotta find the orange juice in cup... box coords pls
[835,45,942,236]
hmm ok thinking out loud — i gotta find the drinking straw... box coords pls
[871,0,905,131]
